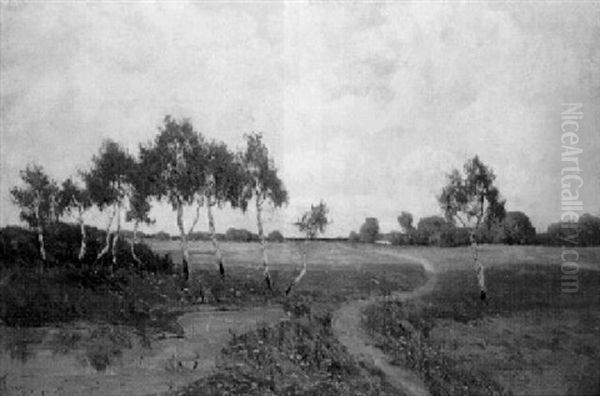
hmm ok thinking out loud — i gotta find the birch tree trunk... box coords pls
[470,231,486,300]
[207,201,225,277]
[77,204,87,261]
[34,194,46,270]
[286,238,308,295]
[110,202,121,272]
[131,220,142,267]
[96,206,116,263]
[256,197,272,289]
[176,201,190,282]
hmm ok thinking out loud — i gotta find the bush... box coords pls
[225,227,259,242]
[439,226,471,247]
[0,223,173,274]
[267,230,284,242]
[348,231,359,243]
[359,218,379,243]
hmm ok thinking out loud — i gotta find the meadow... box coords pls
[2,238,598,395]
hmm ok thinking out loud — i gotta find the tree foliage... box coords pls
[58,177,91,218]
[295,201,330,240]
[241,132,288,208]
[10,164,59,228]
[83,139,135,210]
[439,156,506,229]
[359,217,379,243]
[502,211,536,245]
[140,115,206,209]
[397,211,415,233]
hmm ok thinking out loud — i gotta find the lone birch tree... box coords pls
[10,164,59,270]
[140,115,206,281]
[286,201,329,295]
[439,155,506,301]
[203,141,248,277]
[58,177,91,261]
[241,133,288,290]
[84,139,134,272]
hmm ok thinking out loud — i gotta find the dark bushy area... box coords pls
[176,307,394,396]
[267,230,285,242]
[363,266,600,396]
[225,227,260,242]
[0,223,180,329]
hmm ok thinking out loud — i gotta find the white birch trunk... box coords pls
[77,204,87,261]
[131,220,142,267]
[176,201,190,281]
[96,206,116,262]
[207,201,225,277]
[256,197,272,289]
[111,202,121,271]
[470,231,486,300]
[286,238,308,295]
[34,194,46,267]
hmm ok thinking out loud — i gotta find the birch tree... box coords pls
[241,133,288,290]
[203,141,248,277]
[58,177,91,261]
[140,115,206,282]
[439,155,506,301]
[84,139,134,272]
[286,201,329,295]
[125,159,155,267]
[10,164,59,270]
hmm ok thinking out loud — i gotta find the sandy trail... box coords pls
[332,251,436,396]
[1,306,285,396]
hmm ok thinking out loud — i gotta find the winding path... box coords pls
[332,251,437,396]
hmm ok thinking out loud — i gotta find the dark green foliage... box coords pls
[10,164,60,227]
[267,230,285,242]
[348,231,360,243]
[241,132,289,209]
[139,116,206,209]
[205,140,249,210]
[83,140,134,210]
[502,211,536,245]
[295,201,330,240]
[358,217,379,243]
[439,155,506,231]
[397,211,415,233]
[58,177,91,216]
[0,223,175,327]
[543,213,600,246]
[0,223,172,273]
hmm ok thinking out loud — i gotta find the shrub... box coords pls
[348,231,360,243]
[225,227,259,242]
[359,217,379,243]
[0,223,173,274]
[267,230,284,242]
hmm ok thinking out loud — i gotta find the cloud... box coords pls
[1,1,599,237]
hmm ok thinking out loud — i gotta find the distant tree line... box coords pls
[351,211,600,248]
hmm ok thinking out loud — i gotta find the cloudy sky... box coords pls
[1,1,599,237]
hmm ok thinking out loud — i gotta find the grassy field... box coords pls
[150,240,427,396]
[362,244,600,396]
[4,239,598,395]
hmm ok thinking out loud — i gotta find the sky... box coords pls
[1,1,599,238]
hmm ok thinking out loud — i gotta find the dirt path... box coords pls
[332,251,437,396]
[1,306,285,396]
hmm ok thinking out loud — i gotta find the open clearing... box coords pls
[2,242,598,395]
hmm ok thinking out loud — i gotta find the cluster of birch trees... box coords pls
[10,115,288,287]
